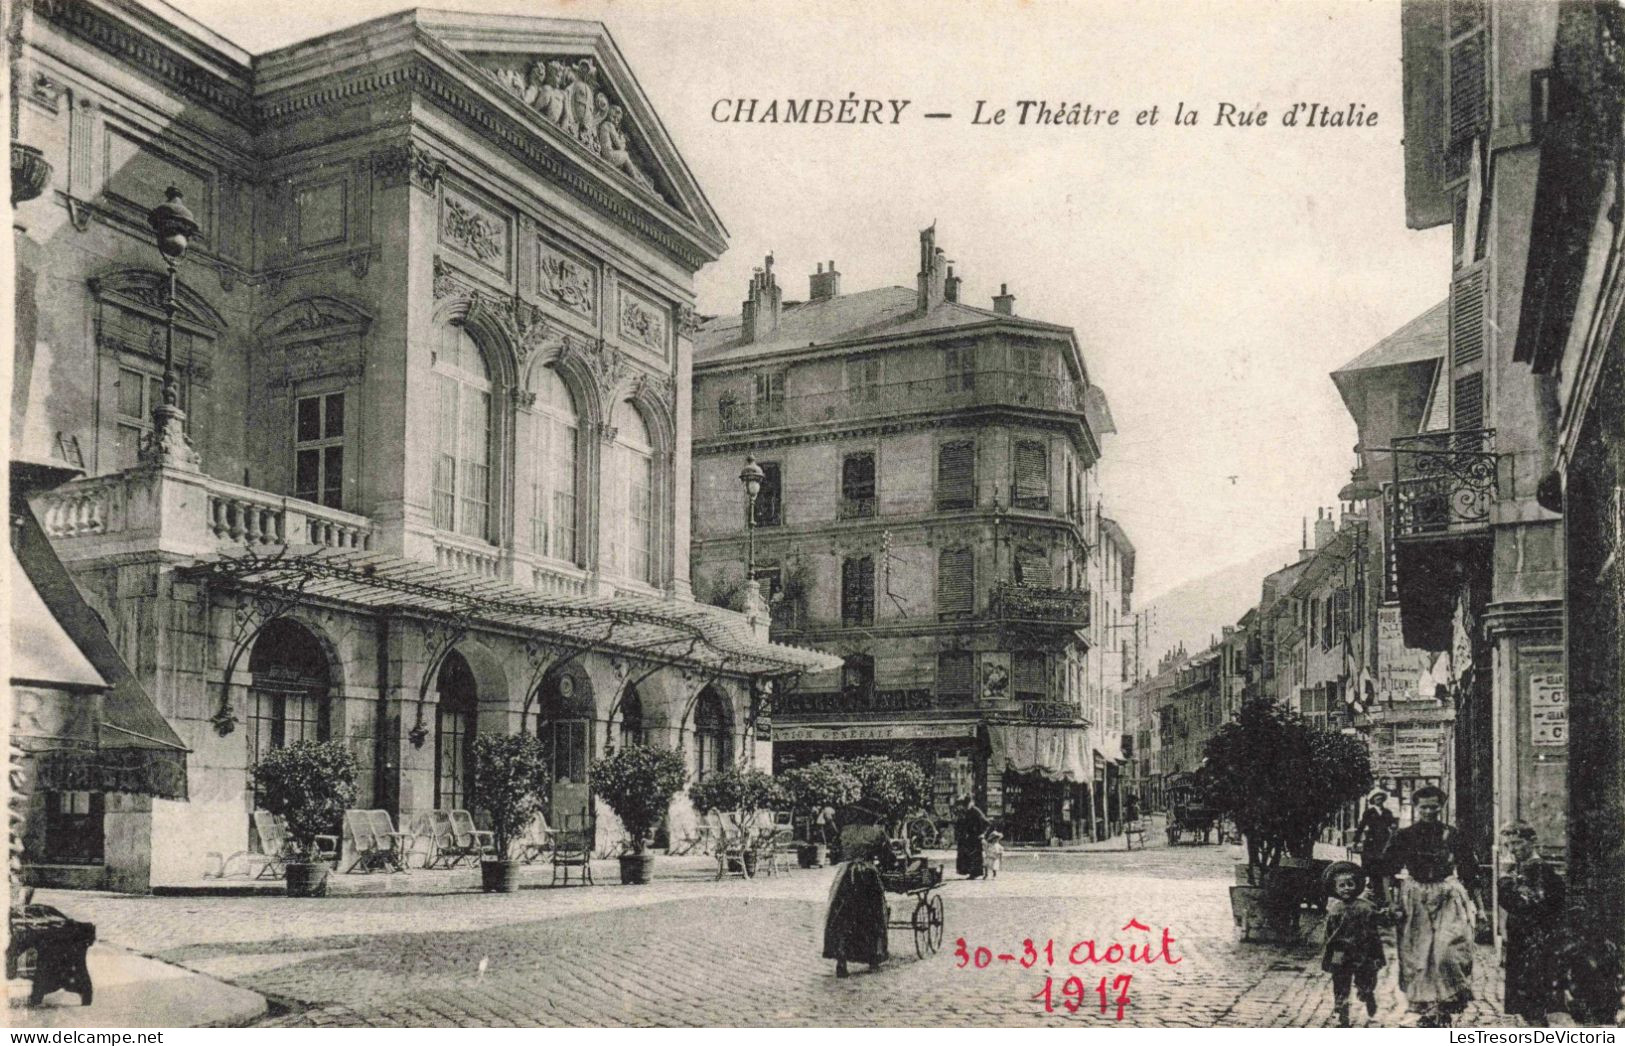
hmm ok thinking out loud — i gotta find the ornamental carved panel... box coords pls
[536,237,597,322]
[617,286,669,363]
[439,190,510,276]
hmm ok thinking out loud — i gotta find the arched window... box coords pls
[693,688,730,780]
[619,686,644,749]
[531,367,579,564]
[433,325,493,540]
[538,674,592,791]
[615,403,656,583]
[435,651,478,810]
[247,619,331,777]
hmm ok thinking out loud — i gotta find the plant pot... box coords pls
[284,861,329,898]
[1229,884,1301,943]
[797,844,826,868]
[618,853,656,885]
[481,858,521,893]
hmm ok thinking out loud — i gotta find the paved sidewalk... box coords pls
[7,943,267,1028]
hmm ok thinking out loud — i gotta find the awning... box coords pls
[182,546,841,678]
[11,508,189,800]
[10,545,105,692]
[989,722,1090,781]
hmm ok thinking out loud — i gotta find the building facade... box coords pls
[9,2,832,891]
[689,230,1120,843]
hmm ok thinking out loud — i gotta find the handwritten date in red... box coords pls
[953,919,1182,1020]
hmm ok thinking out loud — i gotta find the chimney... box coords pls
[740,253,782,342]
[944,264,961,303]
[809,259,841,301]
[1299,516,1314,561]
[993,283,1016,315]
[1314,506,1336,550]
[917,225,948,313]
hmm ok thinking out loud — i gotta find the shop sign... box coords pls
[1530,673,1566,747]
[773,721,979,743]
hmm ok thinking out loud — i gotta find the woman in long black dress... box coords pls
[1390,785,1478,1027]
[823,825,890,978]
[955,796,990,879]
[1498,821,1565,1024]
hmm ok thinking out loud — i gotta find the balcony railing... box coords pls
[702,369,1090,437]
[1390,429,1498,540]
[837,495,877,520]
[34,466,374,559]
[989,581,1090,629]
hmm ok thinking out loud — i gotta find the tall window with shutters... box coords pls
[1449,264,1487,431]
[531,367,579,564]
[753,369,786,416]
[1012,439,1049,510]
[617,405,657,585]
[845,356,882,404]
[1443,0,1488,184]
[1013,652,1047,702]
[841,555,875,626]
[114,364,187,471]
[294,392,345,509]
[840,451,877,519]
[433,326,493,540]
[755,461,783,527]
[943,346,976,393]
[937,547,974,620]
[937,651,973,706]
[1013,345,1046,400]
[936,440,975,510]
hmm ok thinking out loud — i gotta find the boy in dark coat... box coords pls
[823,825,890,978]
[1498,822,1565,1024]
[1322,860,1386,1026]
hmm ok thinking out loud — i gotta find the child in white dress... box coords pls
[985,831,1004,878]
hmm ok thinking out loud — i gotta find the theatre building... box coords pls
[9,1,833,891]
[689,231,1119,842]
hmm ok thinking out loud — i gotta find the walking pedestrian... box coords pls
[1389,785,1478,1027]
[1497,821,1565,1025]
[1353,789,1399,906]
[823,824,890,979]
[954,796,990,879]
[1321,860,1386,1027]
[984,831,1004,878]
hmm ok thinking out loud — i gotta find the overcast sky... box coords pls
[168,0,1450,607]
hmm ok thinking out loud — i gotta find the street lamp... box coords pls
[142,186,200,468]
[739,455,764,578]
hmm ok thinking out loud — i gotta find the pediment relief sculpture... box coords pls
[482,55,663,200]
[260,296,373,343]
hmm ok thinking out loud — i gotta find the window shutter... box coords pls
[842,556,874,625]
[1015,546,1052,588]
[937,652,973,702]
[1453,373,1484,431]
[1442,1,1488,184]
[1450,267,1486,368]
[1013,654,1046,699]
[937,548,974,618]
[1013,441,1049,506]
[937,441,974,509]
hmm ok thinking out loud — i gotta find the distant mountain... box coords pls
[1137,544,1302,660]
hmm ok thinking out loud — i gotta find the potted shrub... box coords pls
[590,743,688,885]
[471,732,550,893]
[778,759,860,867]
[688,765,786,876]
[847,755,932,840]
[250,740,358,898]
[1199,699,1371,942]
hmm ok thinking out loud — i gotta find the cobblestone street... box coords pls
[32,833,1524,1028]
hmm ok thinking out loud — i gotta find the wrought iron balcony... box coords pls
[700,369,1090,437]
[989,581,1090,630]
[1390,429,1498,540]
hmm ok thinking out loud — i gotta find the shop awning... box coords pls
[989,722,1090,781]
[11,509,189,800]
[182,546,842,679]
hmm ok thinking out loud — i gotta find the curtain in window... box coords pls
[532,368,579,563]
[433,327,494,538]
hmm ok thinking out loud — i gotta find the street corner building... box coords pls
[8,0,838,892]
[686,230,1137,845]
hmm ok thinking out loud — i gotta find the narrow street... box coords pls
[32,828,1516,1028]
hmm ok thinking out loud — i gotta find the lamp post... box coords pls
[739,455,764,579]
[142,186,200,469]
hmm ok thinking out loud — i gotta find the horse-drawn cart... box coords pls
[1165,774,1218,845]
